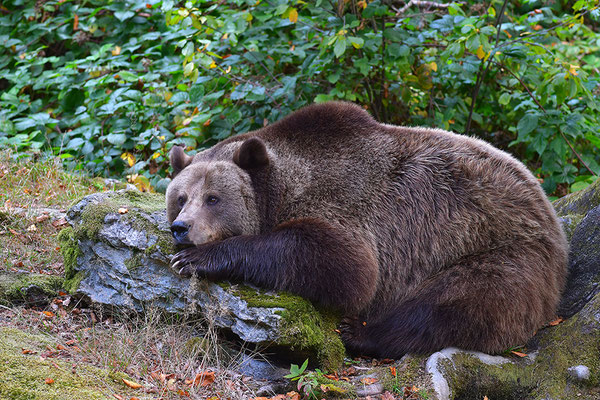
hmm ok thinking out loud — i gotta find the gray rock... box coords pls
[426,348,512,400]
[558,205,600,318]
[355,379,383,397]
[567,365,590,381]
[59,190,345,369]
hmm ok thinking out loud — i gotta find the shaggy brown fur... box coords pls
[166,102,568,358]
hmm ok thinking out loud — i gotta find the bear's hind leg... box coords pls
[342,243,563,359]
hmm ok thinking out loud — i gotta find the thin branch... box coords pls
[396,0,457,16]
[0,304,16,313]
[492,60,596,176]
[465,0,509,135]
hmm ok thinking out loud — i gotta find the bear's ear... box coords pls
[170,145,193,177]
[233,137,269,170]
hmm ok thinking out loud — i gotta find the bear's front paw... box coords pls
[170,245,230,280]
[170,247,198,277]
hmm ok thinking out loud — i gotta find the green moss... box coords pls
[0,272,63,305]
[440,309,600,400]
[0,327,150,400]
[316,374,354,398]
[71,190,175,256]
[553,178,600,218]
[443,353,538,400]
[380,355,428,395]
[57,227,85,294]
[559,214,584,241]
[224,284,346,371]
[124,253,143,271]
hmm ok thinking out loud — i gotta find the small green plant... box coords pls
[284,359,321,399]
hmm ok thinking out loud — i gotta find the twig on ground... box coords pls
[396,0,459,16]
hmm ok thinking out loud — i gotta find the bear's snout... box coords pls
[171,220,191,244]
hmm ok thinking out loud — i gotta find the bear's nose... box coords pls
[170,220,190,244]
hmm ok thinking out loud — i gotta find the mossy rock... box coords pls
[60,190,345,370]
[427,292,600,399]
[554,178,600,220]
[0,272,63,306]
[0,326,150,400]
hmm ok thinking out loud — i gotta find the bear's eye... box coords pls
[205,195,219,206]
[177,195,187,208]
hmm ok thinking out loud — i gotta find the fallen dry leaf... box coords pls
[42,311,55,318]
[381,392,395,400]
[390,366,397,377]
[287,392,301,400]
[22,348,36,354]
[113,395,125,400]
[35,215,50,223]
[118,207,128,214]
[45,378,54,385]
[360,377,379,385]
[194,371,215,387]
[511,350,527,358]
[122,378,142,389]
[549,317,564,326]
[52,218,69,228]
[26,224,37,232]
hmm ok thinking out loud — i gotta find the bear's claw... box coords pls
[170,245,230,280]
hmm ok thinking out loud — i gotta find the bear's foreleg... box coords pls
[171,218,379,314]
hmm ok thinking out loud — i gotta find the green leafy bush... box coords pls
[1,0,599,195]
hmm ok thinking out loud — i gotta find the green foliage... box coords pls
[284,359,321,399]
[0,0,599,195]
[0,0,183,189]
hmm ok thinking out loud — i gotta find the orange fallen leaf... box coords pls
[45,378,54,385]
[122,378,142,389]
[73,14,79,30]
[56,344,66,350]
[361,377,379,385]
[287,392,301,400]
[130,397,140,400]
[511,350,527,358]
[549,317,563,326]
[22,348,36,354]
[194,371,215,387]
[52,218,69,228]
[390,366,397,377]
[43,311,55,318]
[118,208,128,214]
[36,215,50,223]
[113,395,125,400]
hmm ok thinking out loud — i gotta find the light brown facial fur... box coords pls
[166,160,260,244]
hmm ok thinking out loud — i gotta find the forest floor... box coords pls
[0,153,420,400]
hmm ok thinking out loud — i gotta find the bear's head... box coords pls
[166,137,269,245]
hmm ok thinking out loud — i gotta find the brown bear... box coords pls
[166,101,568,358]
